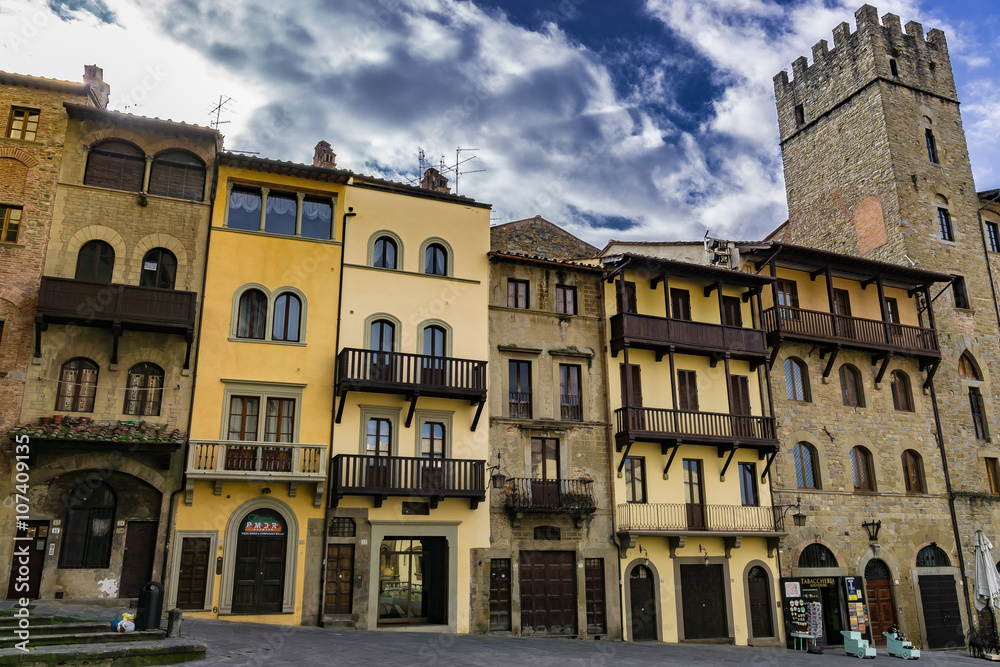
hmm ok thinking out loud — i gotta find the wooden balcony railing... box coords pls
[762,306,939,356]
[335,348,487,401]
[36,276,197,330]
[610,313,767,358]
[617,502,782,533]
[559,394,582,421]
[187,440,326,480]
[615,407,777,446]
[330,453,486,509]
[509,392,532,419]
[504,478,597,513]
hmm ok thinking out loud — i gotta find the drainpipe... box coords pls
[319,204,356,625]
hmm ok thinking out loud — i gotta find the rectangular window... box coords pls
[420,421,446,458]
[301,197,333,240]
[264,398,295,442]
[776,279,799,316]
[228,187,262,231]
[722,295,742,327]
[925,129,939,163]
[739,462,758,506]
[508,360,532,418]
[938,208,954,241]
[7,107,39,141]
[677,370,699,411]
[265,192,297,235]
[794,104,804,126]
[971,387,990,441]
[987,458,1000,495]
[885,297,900,324]
[555,284,577,315]
[987,222,1000,253]
[670,288,692,321]
[228,396,260,440]
[616,280,637,314]
[953,275,970,309]
[507,279,529,309]
[624,457,645,503]
[559,364,582,421]
[366,417,392,456]
[0,206,22,243]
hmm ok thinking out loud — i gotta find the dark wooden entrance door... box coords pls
[232,536,285,614]
[629,564,657,641]
[324,544,354,615]
[865,576,896,645]
[747,566,773,640]
[584,558,607,635]
[176,537,210,610]
[489,559,512,631]
[680,564,728,639]
[119,521,157,598]
[833,288,854,338]
[683,459,705,529]
[520,551,576,636]
[6,521,48,600]
[918,574,965,648]
[722,295,742,327]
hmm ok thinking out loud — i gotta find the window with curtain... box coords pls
[228,396,260,440]
[890,370,913,412]
[851,446,876,491]
[784,357,811,401]
[421,421,445,458]
[123,362,164,416]
[148,150,205,201]
[236,289,267,339]
[264,398,295,442]
[559,364,582,421]
[56,358,99,412]
[139,248,177,289]
[75,240,115,283]
[367,417,392,456]
[84,141,144,191]
[902,449,925,493]
[793,442,820,489]
[425,243,447,275]
[840,364,865,407]
[373,236,397,269]
[228,187,262,231]
[301,197,333,240]
[265,192,297,235]
[272,292,301,342]
[58,482,115,569]
[509,360,532,418]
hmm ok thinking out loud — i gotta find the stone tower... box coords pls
[775,3,1000,640]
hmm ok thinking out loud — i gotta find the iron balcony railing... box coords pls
[508,392,532,419]
[335,348,487,399]
[330,453,485,508]
[614,407,777,443]
[609,312,768,358]
[617,502,783,533]
[762,306,939,356]
[559,394,582,421]
[186,440,326,481]
[504,478,597,513]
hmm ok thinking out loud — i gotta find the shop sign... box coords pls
[241,509,286,536]
[800,576,836,587]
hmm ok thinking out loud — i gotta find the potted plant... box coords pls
[137,191,148,206]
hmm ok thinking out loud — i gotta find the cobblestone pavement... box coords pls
[2,601,984,666]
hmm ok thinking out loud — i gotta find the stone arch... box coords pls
[148,142,213,165]
[0,146,39,168]
[79,129,154,155]
[0,284,34,313]
[0,157,29,200]
[859,546,902,582]
[66,226,128,283]
[27,452,167,491]
[0,298,24,370]
[791,538,843,569]
[129,233,190,289]
[742,560,778,642]
[914,541,956,568]
[622,557,662,642]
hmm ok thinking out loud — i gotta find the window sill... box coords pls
[0,137,41,147]
[218,225,339,244]
[345,263,480,284]
[954,307,975,314]
[937,238,957,246]
[227,337,307,347]
[0,242,25,249]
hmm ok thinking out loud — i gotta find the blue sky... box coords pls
[3,0,998,245]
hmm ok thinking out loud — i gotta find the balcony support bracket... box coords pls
[767,536,784,559]
[741,287,760,303]
[313,481,325,509]
[821,346,840,379]
[668,535,686,558]
[288,482,298,498]
[373,495,387,509]
[405,393,419,428]
[809,268,826,281]
[719,445,738,482]
[760,450,778,484]
[183,329,193,370]
[471,399,485,432]
[724,536,742,558]
[650,275,664,289]
[33,317,47,358]
[704,282,720,298]
[469,496,483,510]
[619,532,638,559]
[922,359,939,390]
[335,392,348,424]
[861,276,878,290]
[872,352,892,385]
[709,352,723,368]
[184,480,194,506]
[766,341,782,371]
[662,443,679,479]
[111,321,123,365]
[617,441,634,474]
[213,480,223,497]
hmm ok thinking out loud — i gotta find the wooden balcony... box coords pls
[335,348,488,430]
[610,313,767,361]
[330,453,486,509]
[762,306,939,358]
[503,478,597,514]
[614,407,777,452]
[35,276,197,367]
[186,440,327,507]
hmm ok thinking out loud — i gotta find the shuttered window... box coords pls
[84,141,145,191]
[677,370,698,411]
[902,450,925,494]
[840,364,865,407]
[971,387,990,441]
[148,150,205,201]
[890,370,913,412]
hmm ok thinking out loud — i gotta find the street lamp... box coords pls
[775,495,807,529]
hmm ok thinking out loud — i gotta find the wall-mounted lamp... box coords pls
[261,487,271,495]
[862,519,881,541]
[698,544,710,566]
[775,494,807,528]
[487,452,507,489]
[638,545,650,567]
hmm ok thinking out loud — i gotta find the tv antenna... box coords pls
[208,95,233,130]
[448,147,485,195]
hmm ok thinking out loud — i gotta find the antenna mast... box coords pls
[208,95,233,130]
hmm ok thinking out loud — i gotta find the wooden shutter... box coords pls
[671,289,692,320]
[620,364,642,408]
[616,280,637,314]
[677,370,698,411]
[729,375,751,415]
[722,296,742,327]
[84,144,144,191]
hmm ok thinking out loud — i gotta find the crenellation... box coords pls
[927,28,946,49]
[905,20,924,41]
[881,12,901,35]
[791,55,809,81]
[811,39,829,63]
[832,21,852,47]
[855,4,880,28]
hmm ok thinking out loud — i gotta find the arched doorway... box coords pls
[629,564,657,641]
[231,508,287,614]
[864,559,896,645]
[747,565,773,640]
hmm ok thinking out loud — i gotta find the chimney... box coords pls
[420,167,450,193]
[83,64,110,109]
[313,140,336,169]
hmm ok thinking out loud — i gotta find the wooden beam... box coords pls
[405,393,419,428]
[617,441,633,474]
[668,535,686,558]
[704,282,720,298]
[470,399,485,431]
[873,352,892,385]
[741,286,760,303]
[923,360,940,390]
[759,450,777,483]
[335,391,348,423]
[662,444,679,479]
[809,267,825,281]
[861,276,878,290]
[650,275,664,288]
[719,446,737,481]
[822,346,840,379]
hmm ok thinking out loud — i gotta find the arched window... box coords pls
[56,358,99,412]
[960,352,990,441]
[373,236,397,269]
[865,559,891,579]
[58,482,115,569]
[139,248,177,289]
[793,442,820,489]
[84,140,144,191]
[840,364,865,407]
[851,446,876,492]
[421,324,447,385]
[148,150,206,201]
[890,370,913,412]
[784,357,811,401]
[916,544,950,567]
[236,289,267,339]
[798,543,837,568]
[424,243,447,275]
[959,352,982,380]
[272,293,301,342]
[75,240,115,283]
[370,319,395,352]
[902,449,925,494]
[423,325,446,357]
[123,362,164,416]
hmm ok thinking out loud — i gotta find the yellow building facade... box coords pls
[600,251,786,646]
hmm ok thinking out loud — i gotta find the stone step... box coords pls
[0,621,108,634]
[0,629,165,649]
[0,614,85,626]
[0,638,206,666]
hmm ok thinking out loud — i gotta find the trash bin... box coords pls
[136,581,164,631]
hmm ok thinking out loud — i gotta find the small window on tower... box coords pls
[952,276,970,310]
[794,104,805,126]
[889,59,899,77]
[925,129,939,164]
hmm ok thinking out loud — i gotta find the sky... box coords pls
[2,0,999,246]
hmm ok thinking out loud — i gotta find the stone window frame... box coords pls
[359,404,402,456]
[413,408,454,459]
[839,363,865,408]
[850,445,877,492]
[901,449,926,494]
[416,318,453,357]
[166,529,218,611]
[229,283,309,345]
[986,221,1000,253]
[367,230,404,270]
[783,356,811,402]
[418,236,454,277]
[793,441,821,490]
[222,180,337,241]
[219,379,305,442]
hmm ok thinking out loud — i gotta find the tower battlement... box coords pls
[774,4,955,143]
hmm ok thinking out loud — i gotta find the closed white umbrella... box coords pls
[974,530,1000,612]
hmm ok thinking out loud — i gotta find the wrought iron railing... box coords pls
[504,478,597,512]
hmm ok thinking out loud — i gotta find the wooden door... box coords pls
[6,521,48,600]
[684,459,705,529]
[616,280,637,314]
[671,288,692,321]
[530,438,560,507]
[729,375,753,437]
[520,551,577,636]
[722,295,742,327]
[865,577,895,645]
[620,364,644,430]
[629,565,657,641]
[324,544,354,615]
[584,558,607,635]
[119,521,157,598]
[833,288,855,338]
[918,574,965,649]
[232,533,286,614]
[681,564,728,639]
[489,559,511,631]
[747,566,773,640]
[175,537,210,610]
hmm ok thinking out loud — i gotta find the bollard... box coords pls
[167,608,183,638]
